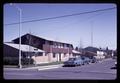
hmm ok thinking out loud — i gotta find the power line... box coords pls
[4,7,116,26]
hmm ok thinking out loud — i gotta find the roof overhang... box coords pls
[4,43,45,53]
[72,50,81,54]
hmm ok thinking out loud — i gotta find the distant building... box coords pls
[96,51,105,59]
[83,46,105,59]
[11,33,73,63]
[84,46,100,53]
[72,50,82,58]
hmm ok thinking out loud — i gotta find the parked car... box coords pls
[81,56,91,64]
[63,57,84,67]
[90,57,97,63]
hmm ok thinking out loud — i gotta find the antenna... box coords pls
[80,38,82,48]
[29,27,31,55]
[91,21,93,47]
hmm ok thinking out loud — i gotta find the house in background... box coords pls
[11,33,73,63]
[83,46,106,59]
[96,50,105,59]
[72,50,82,58]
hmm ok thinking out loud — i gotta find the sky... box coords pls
[4,3,117,50]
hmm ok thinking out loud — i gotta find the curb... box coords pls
[98,58,112,63]
[25,64,63,70]
[38,65,63,71]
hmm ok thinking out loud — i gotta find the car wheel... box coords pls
[76,63,78,66]
[82,63,84,65]
[74,64,76,67]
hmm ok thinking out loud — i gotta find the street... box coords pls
[3,58,117,80]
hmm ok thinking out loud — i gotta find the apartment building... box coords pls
[12,33,73,64]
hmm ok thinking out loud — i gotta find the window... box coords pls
[58,43,61,48]
[61,44,63,48]
[50,41,53,45]
[45,41,49,45]
[64,44,67,48]
[59,43,63,48]
[53,53,56,58]
[37,52,43,56]
[67,44,69,47]
[53,42,57,48]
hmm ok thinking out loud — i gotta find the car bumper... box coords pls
[64,62,75,66]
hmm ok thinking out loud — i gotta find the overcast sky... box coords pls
[4,3,117,50]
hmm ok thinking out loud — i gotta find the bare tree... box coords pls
[79,38,84,53]
[75,47,79,51]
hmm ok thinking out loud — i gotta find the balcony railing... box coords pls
[43,44,72,53]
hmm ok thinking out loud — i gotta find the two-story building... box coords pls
[11,33,73,64]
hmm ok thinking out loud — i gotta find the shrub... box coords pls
[21,58,34,65]
[4,57,19,65]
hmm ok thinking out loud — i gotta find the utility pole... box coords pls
[50,43,52,62]
[79,38,83,53]
[29,28,31,65]
[10,3,22,68]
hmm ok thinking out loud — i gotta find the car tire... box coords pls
[76,63,78,66]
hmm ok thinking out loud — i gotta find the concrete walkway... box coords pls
[4,64,63,71]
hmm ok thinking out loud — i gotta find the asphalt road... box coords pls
[3,58,117,80]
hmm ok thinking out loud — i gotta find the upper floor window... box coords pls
[58,43,61,48]
[60,44,63,48]
[45,41,49,45]
[64,44,68,48]
[53,42,58,48]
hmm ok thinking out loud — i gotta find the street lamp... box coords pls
[10,3,22,68]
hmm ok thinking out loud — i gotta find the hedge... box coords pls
[4,57,34,65]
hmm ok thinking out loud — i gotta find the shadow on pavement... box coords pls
[62,65,75,67]
[110,66,117,69]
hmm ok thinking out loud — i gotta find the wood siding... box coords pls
[4,44,19,58]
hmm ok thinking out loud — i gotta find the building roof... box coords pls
[85,51,97,56]
[12,33,73,45]
[84,46,100,53]
[31,33,72,44]
[4,43,45,52]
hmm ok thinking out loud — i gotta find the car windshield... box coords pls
[86,57,89,59]
[69,58,76,61]
[81,57,85,60]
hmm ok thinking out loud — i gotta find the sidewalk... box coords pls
[4,64,63,71]
[98,58,113,63]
